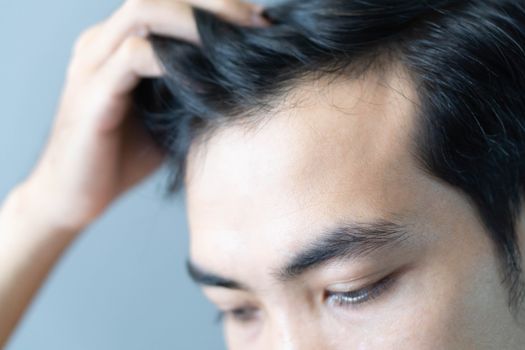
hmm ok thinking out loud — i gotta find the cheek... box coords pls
[377,255,504,349]
[321,281,466,349]
[222,266,502,350]
[382,287,474,348]
[321,260,500,349]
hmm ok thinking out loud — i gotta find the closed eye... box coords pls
[324,273,397,309]
[215,305,260,324]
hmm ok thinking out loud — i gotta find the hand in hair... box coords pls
[13,0,269,233]
[0,1,270,347]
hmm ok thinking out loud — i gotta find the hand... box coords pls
[18,0,270,233]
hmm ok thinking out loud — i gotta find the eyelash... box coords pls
[215,306,259,324]
[214,273,397,324]
[325,273,396,309]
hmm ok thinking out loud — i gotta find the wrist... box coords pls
[1,182,84,239]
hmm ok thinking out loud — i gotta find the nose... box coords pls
[267,315,323,350]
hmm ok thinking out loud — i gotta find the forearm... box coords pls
[0,184,80,348]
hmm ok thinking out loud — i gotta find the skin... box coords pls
[0,0,523,348]
[184,67,525,349]
[0,0,268,347]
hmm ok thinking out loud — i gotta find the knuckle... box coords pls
[120,0,154,33]
[72,23,103,54]
[118,36,148,62]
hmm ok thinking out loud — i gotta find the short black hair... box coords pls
[132,0,525,315]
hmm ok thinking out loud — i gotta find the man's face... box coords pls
[184,68,525,349]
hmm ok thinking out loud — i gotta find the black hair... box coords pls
[132,0,525,315]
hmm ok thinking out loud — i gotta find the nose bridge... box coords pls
[268,308,322,350]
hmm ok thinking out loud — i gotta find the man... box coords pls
[1,0,525,348]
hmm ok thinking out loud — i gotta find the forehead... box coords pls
[184,67,429,273]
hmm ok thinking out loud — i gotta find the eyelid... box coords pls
[324,271,399,308]
[325,267,393,292]
[215,305,261,324]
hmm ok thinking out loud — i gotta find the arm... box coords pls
[0,183,79,347]
[0,0,268,347]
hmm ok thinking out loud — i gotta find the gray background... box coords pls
[0,0,276,348]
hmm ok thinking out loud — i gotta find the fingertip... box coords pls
[250,3,264,15]
[249,4,272,27]
[250,12,272,27]
[213,1,272,28]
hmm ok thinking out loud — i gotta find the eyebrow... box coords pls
[186,259,249,290]
[186,219,410,290]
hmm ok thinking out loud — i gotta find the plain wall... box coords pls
[0,0,278,348]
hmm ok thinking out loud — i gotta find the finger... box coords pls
[94,34,166,130]
[77,0,195,71]
[66,22,107,79]
[82,0,269,71]
[189,0,269,27]
[72,22,106,58]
